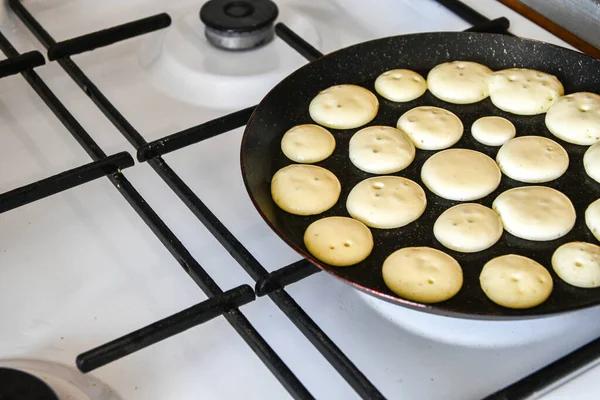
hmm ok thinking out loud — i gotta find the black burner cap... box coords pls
[0,368,59,400]
[200,0,278,33]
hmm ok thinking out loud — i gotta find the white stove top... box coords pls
[1,0,599,399]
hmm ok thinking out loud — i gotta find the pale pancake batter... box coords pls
[304,216,373,266]
[349,126,415,174]
[271,164,340,215]
[309,84,378,129]
[382,247,463,303]
[492,186,576,241]
[421,149,501,201]
[375,69,427,102]
[396,106,463,150]
[480,254,553,309]
[488,68,564,115]
[346,176,426,229]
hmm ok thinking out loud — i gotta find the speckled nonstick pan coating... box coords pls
[241,32,600,319]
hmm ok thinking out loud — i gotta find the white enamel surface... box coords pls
[0,0,597,399]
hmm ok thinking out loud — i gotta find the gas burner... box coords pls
[0,367,59,400]
[200,0,279,50]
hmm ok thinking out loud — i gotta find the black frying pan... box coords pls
[241,32,600,319]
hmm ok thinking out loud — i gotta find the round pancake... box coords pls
[586,198,600,242]
[304,216,373,267]
[421,149,501,201]
[281,124,336,163]
[433,203,503,253]
[552,242,600,288]
[480,254,553,309]
[349,126,415,174]
[471,116,516,146]
[374,69,427,102]
[396,106,463,150]
[496,136,569,183]
[309,84,379,129]
[346,176,426,229]
[488,68,564,115]
[584,141,600,184]
[427,61,492,104]
[546,92,600,145]
[492,186,576,241]
[271,164,340,216]
[382,247,463,303]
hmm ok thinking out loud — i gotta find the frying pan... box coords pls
[241,32,600,319]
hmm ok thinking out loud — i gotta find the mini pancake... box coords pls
[546,92,600,145]
[433,203,503,253]
[304,216,374,267]
[584,141,600,184]
[375,69,427,102]
[382,247,463,303]
[271,164,340,216]
[488,68,564,115]
[346,176,426,229]
[349,126,415,174]
[309,84,379,129]
[496,136,569,183]
[396,106,463,150]
[427,61,492,104]
[492,186,576,241]
[586,199,600,242]
[421,149,501,201]
[552,242,600,288]
[281,124,336,163]
[480,254,553,309]
[471,116,516,146]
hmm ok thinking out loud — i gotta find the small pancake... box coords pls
[375,69,427,102]
[471,116,516,146]
[546,92,600,145]
[304,216,373,267]
[496,136,569,183]
[480,254,553,309]
[271,164,340,216]
[349,126,415,174]
[421,149,501,201]
[433,203,503,253]
[382,247,463,304]
[309,84,378,129]
[280,124,335,163]
[586,198,600,242]
[488,68,564,115]
[584,141,600,184]
[552,242,600,288]
[492,186,576,241]
[427,61,492,104]
[396,106,463,150]
[346,176,426,229]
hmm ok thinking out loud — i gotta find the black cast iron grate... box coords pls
[2,0,596,398]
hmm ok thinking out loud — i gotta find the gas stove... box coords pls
[1,0,600,399]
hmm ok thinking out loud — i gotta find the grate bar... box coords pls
[0,50,44,78]
[47,13,171,60]
[275,23,323,62]
[485,335,600,399]
[77,285,256,372]
[432,0,490,26]
[1,28,313,400]
[137,105,256,162]
[0,151,134,214]
[464,17,512,35]
[256,260,320,297]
